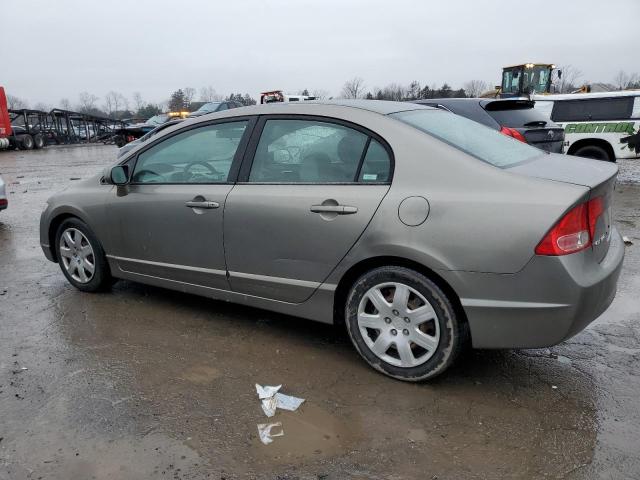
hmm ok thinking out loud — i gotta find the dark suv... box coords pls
[414,98,565,153]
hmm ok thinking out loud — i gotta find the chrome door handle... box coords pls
[310,205,358,214]
[185,200,220,209]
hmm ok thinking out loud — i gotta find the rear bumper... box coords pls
[0,199,7,211]
[443,227,625,349]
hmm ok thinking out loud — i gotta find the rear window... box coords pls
[483,101,549,127]
[392,110,542,168]
[551,97,634,122]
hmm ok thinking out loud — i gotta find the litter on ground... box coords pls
[255,384,305,418]
[623,236,633,246]
[257,422,284,445]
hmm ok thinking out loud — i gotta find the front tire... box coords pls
[345,266,467,381]
[55,218,112,292]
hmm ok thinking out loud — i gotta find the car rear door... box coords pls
[223,115,393,303]
[106,117,254,289]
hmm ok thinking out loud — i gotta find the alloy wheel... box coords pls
[357,282,441,367]
[59,228,96,284]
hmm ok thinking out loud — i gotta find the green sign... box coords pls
[563,122,636,135]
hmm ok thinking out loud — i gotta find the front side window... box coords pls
[248,119,369,183]
[502,69,520,94]
[132,121,248,184]
[393,109,541,168]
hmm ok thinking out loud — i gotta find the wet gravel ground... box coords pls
[0,145,639,480]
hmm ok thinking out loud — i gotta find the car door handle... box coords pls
[310,205,358,214]
[185,200,220,209]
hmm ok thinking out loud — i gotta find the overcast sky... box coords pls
[2,0,638,108]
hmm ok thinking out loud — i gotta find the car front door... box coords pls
[224,116,393,302]
[106,118,254,289]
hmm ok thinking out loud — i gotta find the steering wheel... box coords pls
[183,161,220,177]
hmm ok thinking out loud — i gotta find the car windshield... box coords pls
[146,114,169,126]
[197,102,221,113]
[392,109,542,168]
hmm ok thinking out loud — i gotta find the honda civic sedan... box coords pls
[40,100,624,381]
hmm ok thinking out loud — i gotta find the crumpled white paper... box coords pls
[255,384,305,417]
[257,422,284,445]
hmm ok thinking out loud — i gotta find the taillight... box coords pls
[0,198,7,207]
[535,197,605,256]
[500,126,527,143]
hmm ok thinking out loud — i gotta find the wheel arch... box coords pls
[567,138,616,162]
[47,210,93,262]
[333,256,468,331]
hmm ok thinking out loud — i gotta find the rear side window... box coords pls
[551,97,634,122]
[359,139,391,182]
[392,110,541,168]
[249,119,368,182]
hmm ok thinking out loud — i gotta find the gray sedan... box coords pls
[39,101,624,381]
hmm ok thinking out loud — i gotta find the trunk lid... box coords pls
[520,127,565,153]
[510,153,617,263]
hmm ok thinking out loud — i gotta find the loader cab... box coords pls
[501,64,556,97]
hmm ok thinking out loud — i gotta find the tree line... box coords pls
[5,86,258,120]
[340,67,640,101]
[5,68,639,119]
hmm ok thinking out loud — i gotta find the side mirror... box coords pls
[110,165,129,185]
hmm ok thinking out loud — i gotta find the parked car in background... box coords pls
[188,101,242,118]
[260,90,317,104]
[533,91,640,162]
[0,174,7,212]
[118,119,184,158]
[40,100,623,382]
[414,98,565,153]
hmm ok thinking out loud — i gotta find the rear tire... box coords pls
[573,145,613,162]
[54,218,112,292]
[19,134,34,150]
[345,266,467,381]
[33,133,45,149]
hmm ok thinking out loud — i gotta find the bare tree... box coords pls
[556,65,583,93]
[199,86,221,102]
[104,91,127,117]
[33,102,51,111]
[381,83,406,101]
[312,89,329,99]
[6,95,29,110]
[183,87,196,108]
[613,70,639,90]
[77,91,99,113]
[132,92,144,113]
[341,77,366,99]
[60,98,72,110]
[463,80,489,98]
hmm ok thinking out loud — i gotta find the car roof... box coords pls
[199,100,432,119]
[316,99,432,115]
